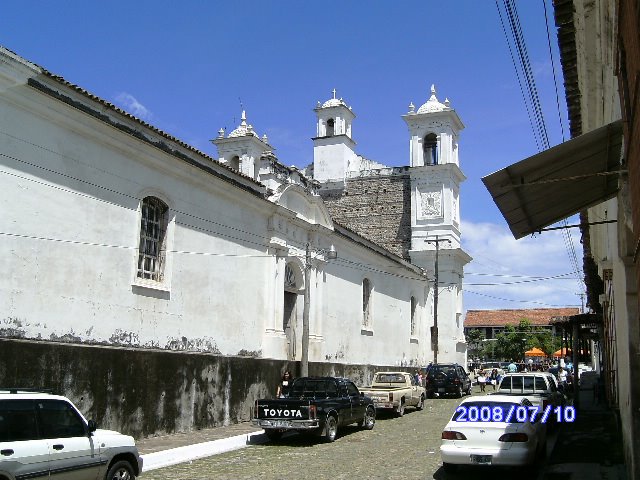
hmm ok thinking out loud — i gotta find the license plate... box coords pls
[438,388,445,393]
[271,420,292,428]
[471,455,492,465]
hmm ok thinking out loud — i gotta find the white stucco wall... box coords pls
[1,54,429,367]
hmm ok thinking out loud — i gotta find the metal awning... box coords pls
[482,120,624,239]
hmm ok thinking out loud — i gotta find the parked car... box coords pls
[252,376,375,442]
[425,363,472,398]
[0,388,143,480]
[440,394,547,472]
[359,372,425,416]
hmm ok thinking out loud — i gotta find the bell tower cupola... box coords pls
[312,89,356,185]
[403,84,464,168]
[212,110,272,181]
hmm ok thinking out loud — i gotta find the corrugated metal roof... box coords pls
[482,120,623,239]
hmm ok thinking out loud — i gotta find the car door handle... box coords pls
[52,444,64,451]
[1,449,14,456]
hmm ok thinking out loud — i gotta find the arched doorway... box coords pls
[283,262,302,360]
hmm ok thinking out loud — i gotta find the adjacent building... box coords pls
[464,308,579,339]
[483,1,640,477]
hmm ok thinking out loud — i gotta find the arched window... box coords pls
[137,196,169,281]
[326,118,335,137]
[229,155,240,171]
[423,133,438,165]
[363,278,372,327]
[410,296,417,336]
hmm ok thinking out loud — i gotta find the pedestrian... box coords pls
[490,368,498,390]
[507,361,517,373]
[557,366,568,389]
[477,370,487,392]
[276,371,293,398]
[417,370,423,386]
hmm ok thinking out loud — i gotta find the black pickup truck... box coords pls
[252,376,376,442]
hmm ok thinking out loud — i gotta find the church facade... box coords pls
[1,46,470,372]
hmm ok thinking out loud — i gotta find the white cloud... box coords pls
[461,220,584,312]
[114,92,152,121]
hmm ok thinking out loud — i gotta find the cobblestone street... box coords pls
[140,388,545,480]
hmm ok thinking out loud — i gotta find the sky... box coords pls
[1,0,585,313]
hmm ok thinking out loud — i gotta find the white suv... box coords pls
[0,389,142,480]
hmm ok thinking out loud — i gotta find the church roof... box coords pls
[416,84,450,114]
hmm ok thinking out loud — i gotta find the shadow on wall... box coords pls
[0,338,404,438]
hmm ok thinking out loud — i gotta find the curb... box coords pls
[141,430,267,471]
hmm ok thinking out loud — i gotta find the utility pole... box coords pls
[426,236,450,364]
[576,293,586,313]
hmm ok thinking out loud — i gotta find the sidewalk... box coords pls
[136,422,266,471]
[541,372,627,480]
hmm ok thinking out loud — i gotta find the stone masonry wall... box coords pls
[0,338,408,439]
[320,171,411,259]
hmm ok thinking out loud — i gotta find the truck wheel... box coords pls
[416,394,424,410]
[361,406,375,430]
[324,415,338,442]
[265,429,283,441]
[106,460,135,480]
[395,400,405,417]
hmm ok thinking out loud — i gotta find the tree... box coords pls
[465,329,485,360]
[493,319,533,361]
[492,318,560,361]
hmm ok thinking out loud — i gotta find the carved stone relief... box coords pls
[420,191,442,218]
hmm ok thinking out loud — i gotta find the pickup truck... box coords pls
[359,371,425,416]
[252,376,376,442]
[496,372,566,415]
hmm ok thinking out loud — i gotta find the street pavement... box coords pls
[136,380,626,479]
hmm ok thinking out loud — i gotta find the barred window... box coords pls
[137,196,168,281]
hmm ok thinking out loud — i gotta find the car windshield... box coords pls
[375,374,405,383]
[452,402,529,423]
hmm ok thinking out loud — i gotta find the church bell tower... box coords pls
[404,85,472,364]
[312,89,356,186]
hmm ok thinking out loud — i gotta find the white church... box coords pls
[1,45,471,370]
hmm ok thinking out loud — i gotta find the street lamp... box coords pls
[425,236,450,364]
[301,242,337,377]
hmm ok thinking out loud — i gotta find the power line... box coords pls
[496,0,585,297]
[465,289,581,308]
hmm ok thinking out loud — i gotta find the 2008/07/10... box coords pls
[455,405,576,423]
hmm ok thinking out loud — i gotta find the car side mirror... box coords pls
[87,419,97,436]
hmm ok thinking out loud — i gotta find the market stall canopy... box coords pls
[553,347,572,358]
[524,347,546,357]
[482,120,624,239]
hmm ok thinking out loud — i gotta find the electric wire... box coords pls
[497,0,585,300]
